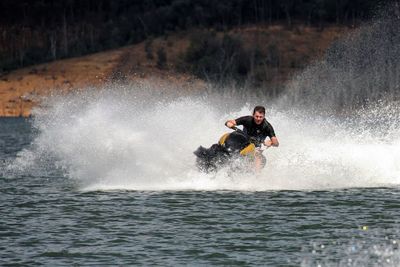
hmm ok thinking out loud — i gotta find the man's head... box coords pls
[252,106,265,125]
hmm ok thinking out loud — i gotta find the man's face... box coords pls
[253,111,265,125]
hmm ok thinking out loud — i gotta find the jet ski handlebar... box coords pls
[230,126,264,148]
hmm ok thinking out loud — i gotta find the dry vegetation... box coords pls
[0,25,349,117]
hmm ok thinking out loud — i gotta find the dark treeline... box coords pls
[0,0,384,72]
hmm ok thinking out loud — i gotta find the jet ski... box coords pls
[193,127,260,173]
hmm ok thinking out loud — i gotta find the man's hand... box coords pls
[265,137,279,147]
[264,140,273,147]
[225,120,236,128]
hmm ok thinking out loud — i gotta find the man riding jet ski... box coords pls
[193,127,257,173]
[194,106,279,173]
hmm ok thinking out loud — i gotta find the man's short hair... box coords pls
[253,106,265,115]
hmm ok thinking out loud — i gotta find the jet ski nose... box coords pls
[224,131,249,153]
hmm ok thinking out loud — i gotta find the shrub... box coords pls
[157,47,167,68]
[182,31,251,82]
[144,39,154,60]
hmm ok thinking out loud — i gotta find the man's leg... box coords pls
[254,150,266,173]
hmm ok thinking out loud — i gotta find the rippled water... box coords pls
[2,118,400,266]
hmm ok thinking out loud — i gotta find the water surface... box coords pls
[2,118,400,266]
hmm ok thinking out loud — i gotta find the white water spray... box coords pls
[6,82,400,191]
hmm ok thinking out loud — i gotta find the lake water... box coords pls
[2,117,400,266]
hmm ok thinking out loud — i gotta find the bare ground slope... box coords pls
[0,25,348,117]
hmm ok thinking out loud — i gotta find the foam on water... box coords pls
[5,83,400,191]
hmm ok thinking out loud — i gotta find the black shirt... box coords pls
[235,116,276,145]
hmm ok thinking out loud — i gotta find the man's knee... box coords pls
[254,152,266,168]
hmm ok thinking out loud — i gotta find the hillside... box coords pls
[0,24,349,117]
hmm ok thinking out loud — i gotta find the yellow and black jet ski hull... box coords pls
[194,131,256,173]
